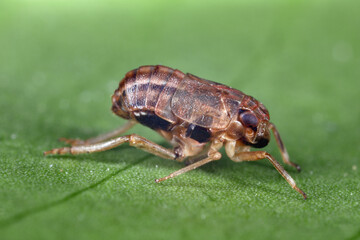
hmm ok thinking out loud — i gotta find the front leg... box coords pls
[269,122,301,172]
[229,149,307,199]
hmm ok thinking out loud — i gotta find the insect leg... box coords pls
[184,145,212,166]
[231,151,307,199]
[44,134,177,160]
[59,120,137,146]
[184,153,208,166]
[268,122,301,172]
[155,152,222,183]
[155,141,223,183]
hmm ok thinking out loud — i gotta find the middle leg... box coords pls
[155,140,223,182]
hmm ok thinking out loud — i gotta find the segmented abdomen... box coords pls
[111,65,270,143]
[111,65,185,128]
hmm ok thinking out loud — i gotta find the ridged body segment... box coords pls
[112,65,270,143]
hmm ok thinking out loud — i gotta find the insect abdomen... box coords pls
[112,65,185,130]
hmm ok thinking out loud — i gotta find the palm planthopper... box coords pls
[45,65,307,199]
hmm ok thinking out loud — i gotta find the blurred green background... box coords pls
[0,0,359,239]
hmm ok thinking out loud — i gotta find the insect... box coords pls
[44,65,307,199]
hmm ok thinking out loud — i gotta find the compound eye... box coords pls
[239,111,259,130]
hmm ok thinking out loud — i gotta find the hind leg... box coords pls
[45,133,178,161]
[59,120,136,146]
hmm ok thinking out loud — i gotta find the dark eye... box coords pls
[239,111,259,129]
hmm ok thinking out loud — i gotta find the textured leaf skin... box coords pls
[0,1,359,240]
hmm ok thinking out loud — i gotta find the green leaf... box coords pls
[0,0,359,239]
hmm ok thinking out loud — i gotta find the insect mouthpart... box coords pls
[247,121,270,148]
[252,134,270,148]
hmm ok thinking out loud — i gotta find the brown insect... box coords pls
[44,65,307,199]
